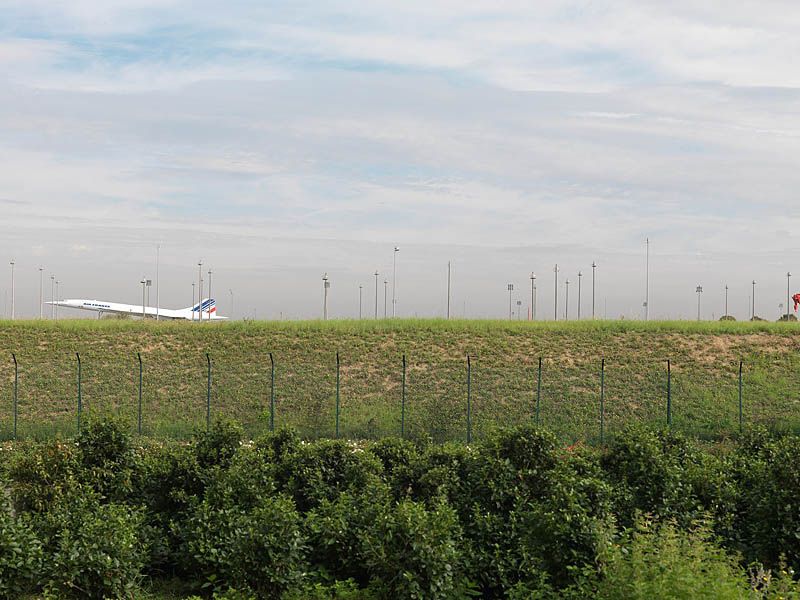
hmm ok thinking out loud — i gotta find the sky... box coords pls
[1,1,800,320]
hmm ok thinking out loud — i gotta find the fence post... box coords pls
[401,353,406,438]
[335,352,340,438]
[466,355,472,444]
[76,353,82,432]
[666,359,672,427]
[137,353,143,435]
[269,353,275,432]
[738,360,743,432]
[206,353,211,429]
[600,357,605,444]
[12,353,18,440]
[535,357,542,425]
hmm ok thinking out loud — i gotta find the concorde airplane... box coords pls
[46,298,226,321]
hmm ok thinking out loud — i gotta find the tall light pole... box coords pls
[507,283,514,320]
[787,272,792,321]
[554,264,559,321]
[591,261,597,319]
[645,237,650,321]
[529,272,536,321]
[9,260,14,321]
[39,267,44,319]
[696,285,703,321]
[323,273,330,320]
[197,260,203,322]
[383,279,388,318]
[229,289,234,320]
[358,285,363,319]
[374,270,379,319]
[207,269,213,321]
[55,281,59,320]
[392,246,399,318]
[724,285,729,319]
[447,261,451,320]
[141,278,147,319]
[50,275,55,319]
[146,280,152,312]
[516,300,522,320]
[752,280,756,320]
[156,243,160,321]
[565,278,570,320]
[577,271,583,320]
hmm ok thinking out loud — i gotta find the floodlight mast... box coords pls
[645,238,650,321]
[752,280,756,320]
[323,273,330,320]
[696,285,703,321]
[392,246,399,318]
[197,261,203,323]
[787,272,792,321]
[374,271,379,319]
[447,261,451,320]
[553,264,559,321]
[358,285,363,319]
[141,278,147,319]
[207,269,213,321]
[565,279,570,320]
[39,267,44,319]
[507,283,514,320]
[577,271,582,320]
[529,272,536,321]
[592,261,597,319]
[724,285,729,319]
[50,275,55,319]
[9,260,14,321]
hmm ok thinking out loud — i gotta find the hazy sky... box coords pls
[2,1,800,320]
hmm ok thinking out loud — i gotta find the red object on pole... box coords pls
[793,293,800,312]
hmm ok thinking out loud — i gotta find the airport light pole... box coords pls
[141,279,147,319]
[696,285,703,321]
[529,272,535,321]
[55,281,59,320]
[565,278,570,320]
[384,279,388,318]
[787,272,792,321]
[392,246,399,318]
[591,261,597,319]
[229,289,234,320]
[146,280,152,313]
[39,267,43,319]
[752,280,756,320]
[9,260,14,321]
[577,271,582,320]
[197,261,203,322]
[359,285,363,319]
[50,275,55,319]
[516,300,522,320]
[507,283,514,320]
[447,261,451,320]
[724,285,729,319]
[207,269,213,321]
[323,273,330,320]
[156,243,160,321]
[553,264,559,321]
[645,238,650,321]
[374,270,379,319]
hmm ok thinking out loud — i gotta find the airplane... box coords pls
[45,298,227,321]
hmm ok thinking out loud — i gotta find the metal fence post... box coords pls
[269,352,275,432]
[466,355,472,443]
[401,353,406,438]
[206,353,211,429]
[600,357,605,444]
[738,359,743,432]
[137,353,143,435]
[666,359,672,427]
[76,353,82,432]
[535,357,542,425]
[12,353,18,440]
[335,352,340,438]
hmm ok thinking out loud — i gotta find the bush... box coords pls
[0,498,43,599]
[7,440,79,514]
[182,495,306,597]
[194,420,244,470]
[76,418,138,502]
[41,494,146,599]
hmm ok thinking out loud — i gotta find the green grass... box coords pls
[1,318,800,442]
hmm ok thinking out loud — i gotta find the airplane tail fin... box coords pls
[187,298,217,315]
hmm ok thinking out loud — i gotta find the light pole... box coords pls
[50,275,55,319]
[55,281,59,320]
[577,271,582,320]
[229,288,234,320]
[323,273,330,320]
[591,261,597,319]
[156,243,160,321]
[516,300,522,320]
[146,280,152,313]
[696,285,703,321]
[752,280,756,320]
[529,272,535,321]
[38,267,44,319]
[644,238,650,320]
[359,285,363,319]
[787,272,792,321]
[384,279,388,318]
[9,260,14,320]
[392,246,399,318]
[565,278,570,320]
[141,278,147,319]
[207,269,213,321]
[507,283,514,320]
[554,264,559,321]
[374,270,379,319]
[724,285,729,319]
[447,261,451,320]
[197,261,203,322]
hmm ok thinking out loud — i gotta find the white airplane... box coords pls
[46,298,227,321]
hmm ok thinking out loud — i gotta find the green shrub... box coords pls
[194,420,244,470]
[182,495,306,597]
[76,418,138,502]
[7,440,79,513]
[41,494,146,599]
[0,498,43,599]
[592,517,750,599]
[367,437,421,499]
[283,579,376,599]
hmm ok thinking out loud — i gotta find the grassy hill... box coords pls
[1,319,800,442]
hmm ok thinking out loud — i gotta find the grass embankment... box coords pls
[1,319,799,441]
